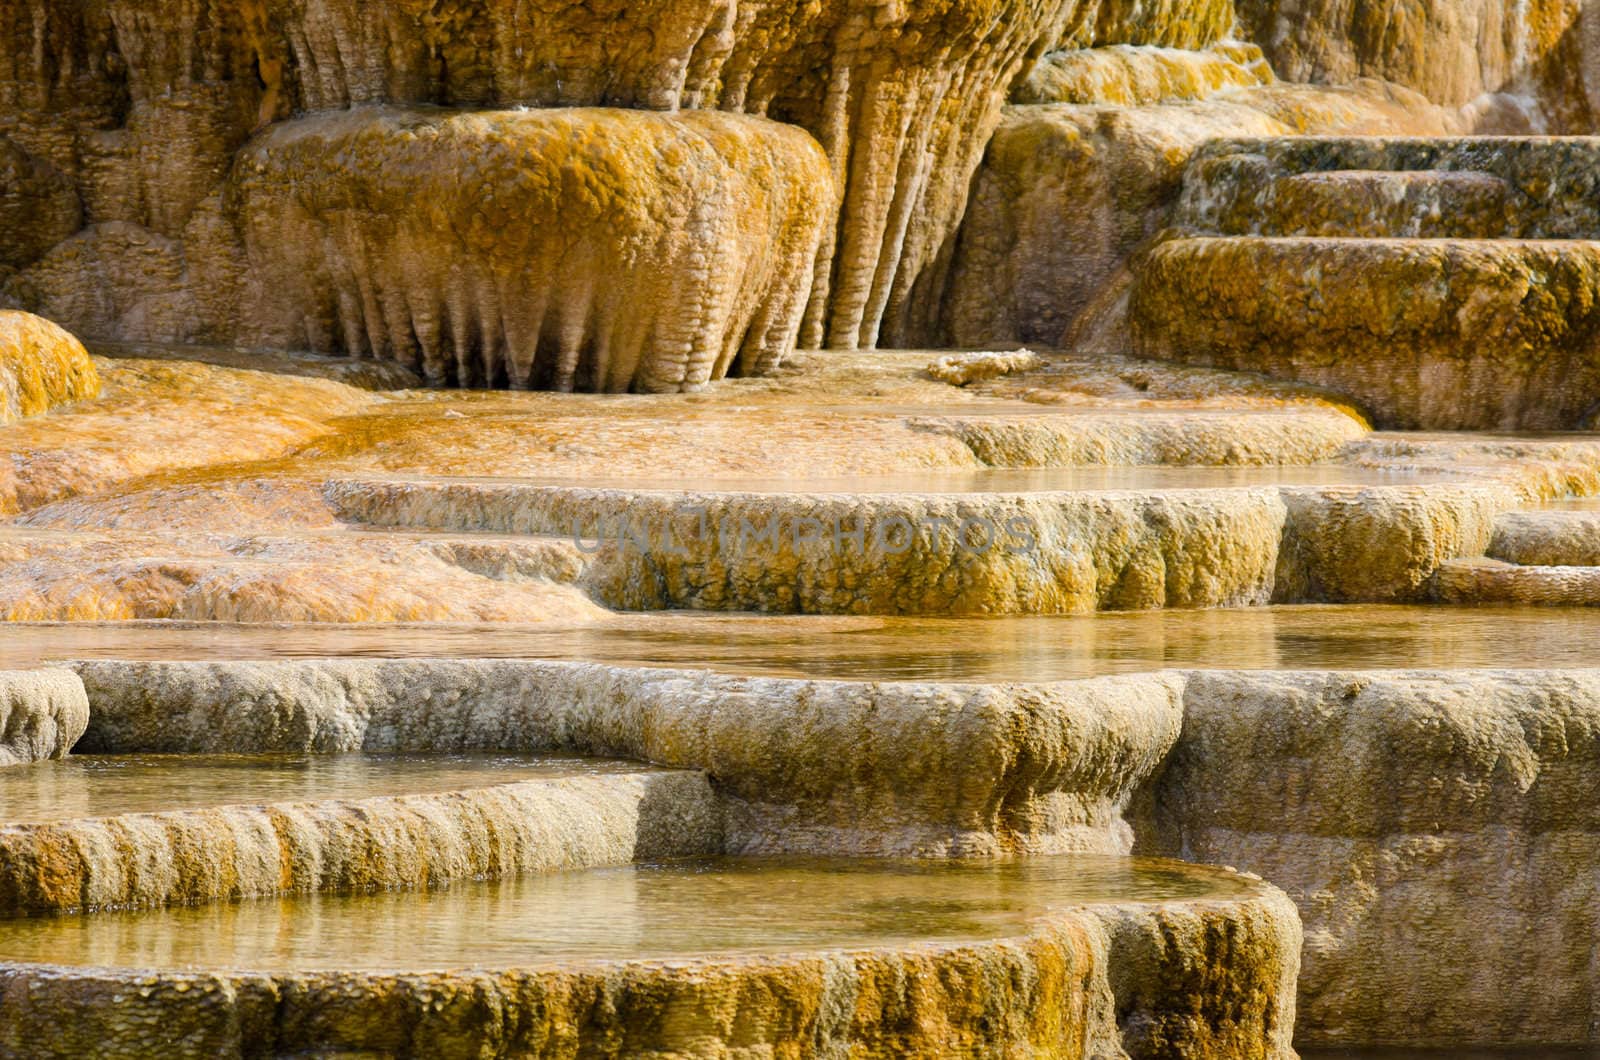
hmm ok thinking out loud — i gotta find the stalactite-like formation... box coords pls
[231,106,832,391]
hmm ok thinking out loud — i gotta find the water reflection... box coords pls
[0,753,649,824]
[3,606,1597,680]
[0,855,1250,971]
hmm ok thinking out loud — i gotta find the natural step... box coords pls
[323,475,1515,613]
[1488,509,1600,566]
[0,752,720,915]
[1178,136,1600,239]
[0,857,1297,1060]
[1265,169,1510,238]
[1433,556,1600,605]
[1130,237,1600,430]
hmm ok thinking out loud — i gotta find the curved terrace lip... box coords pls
[0,857,1265,977]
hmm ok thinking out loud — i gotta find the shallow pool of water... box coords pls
[0,753,647,824]
[0,855,1248,971]
[3,606,1598,679]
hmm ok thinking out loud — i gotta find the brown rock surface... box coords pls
[1153,669,1600,1044]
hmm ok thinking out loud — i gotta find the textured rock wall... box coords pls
[0,0,1086,357]
[0,312,100,424]
[71,659,1186,858]
[1151,669,1600,1045]
[324,477,1505,612]
[230,106,831,391]
[943,78,1463,348]
[1174,136,1600,238]
[0,670,88,767]
[0,770,721,915]
[1235,0,1597,130]
[1131,237,1600,430]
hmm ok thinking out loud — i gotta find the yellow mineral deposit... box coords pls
[3,0,1600,1057]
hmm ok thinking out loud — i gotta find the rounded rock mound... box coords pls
[231,106,833,393]
[0,311,101,425]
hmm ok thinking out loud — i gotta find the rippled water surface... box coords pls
[0,856,1249,971]
[0,753,646,824]
[2,606,1597,678]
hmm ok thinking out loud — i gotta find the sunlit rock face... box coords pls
[0,312,100,425]
[0,0,1086,360]
[945,102,1290,347]
[230,107,831,391]
[1235,0,1598,131]
[1015,42,1274,106]
[1129,137,1600,430]
[1152,669,1600,1045]
[945,70,1461,348]
[1133,237,1600,430]
[0,669,87,767]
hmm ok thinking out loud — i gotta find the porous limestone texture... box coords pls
[0,881,1300,1060]
[325,477,1515,613]
[0,0,1086,355]
[1015,42,1275,106]
[0,769,720,916]
[1432,556,1600,606]
[1490,510,1600,566]
[0,138,80,269]
[942,92,1457,347]
[71,659,1187,858]
[1274,484,1511,603]
[0,528,603,624]
[946,102,1287,347]
[0,312,100,425]
[1131,237,1600,430]
[925,349,1044,387]
[1234,0,1597,129]
[1151,669,1600,1045]
[0,670,87,767]
[326,478,1293,614]
[230,107,832,391]
[1175,136,1600,238]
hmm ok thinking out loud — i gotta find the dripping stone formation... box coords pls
[2,0,1600,1057]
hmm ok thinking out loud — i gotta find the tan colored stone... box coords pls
[0,0,1084,355]
[1152,669,1600,1044]
[230,106,832,391]
[0,769,720,915]
[1489,509,1600,566]
[0,670,88,767]
[1235,0,1596,129]
[0,312,100,425]
[0,878,1299,1059]
[72,659,1186,858]
[1131,237,1600,430]
[1432,555,1600,606]
[1016,42,1274,106]
[925,348,1044,387]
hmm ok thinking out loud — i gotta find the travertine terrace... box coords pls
[3,0,1600,1057]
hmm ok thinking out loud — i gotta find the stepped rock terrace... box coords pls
[5,0,1600,1053]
